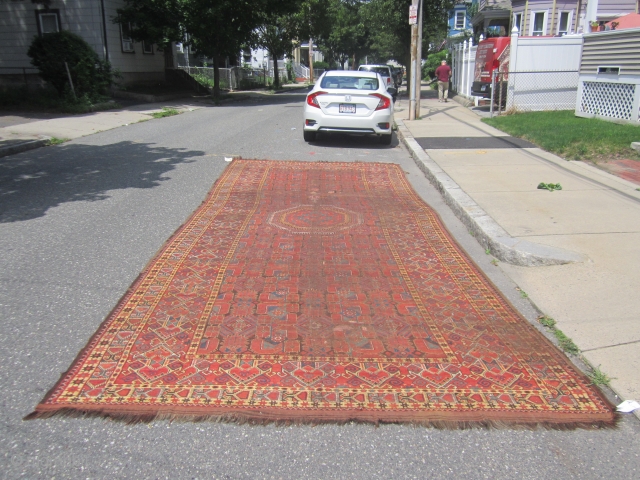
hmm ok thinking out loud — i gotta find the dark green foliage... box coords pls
[27,30,116,99]
[116,0,300,97]
[422,49,449,80]
[0,85,120,113]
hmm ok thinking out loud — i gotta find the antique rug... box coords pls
[28,160,616,427]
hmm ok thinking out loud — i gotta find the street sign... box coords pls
[409,5,417,25]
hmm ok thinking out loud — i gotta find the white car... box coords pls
[303,70,394,145]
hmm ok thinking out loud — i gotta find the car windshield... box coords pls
[359,67,389,76]
[320,76,379,90]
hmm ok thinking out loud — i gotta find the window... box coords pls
[142,41,154,54]
[513,13,523,33]
[120,22,134,53]
[558,11,572,34]
[35,10,60,35]
[530,11,547,36]
[455,11,466,30]
[320,76,379,90]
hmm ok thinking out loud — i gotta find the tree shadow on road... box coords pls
[0,141,204,223]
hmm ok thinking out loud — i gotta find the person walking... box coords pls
[435,60,452,103]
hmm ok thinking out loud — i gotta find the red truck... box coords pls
[471,37,510,98]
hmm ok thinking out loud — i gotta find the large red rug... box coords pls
[29,160,615,427]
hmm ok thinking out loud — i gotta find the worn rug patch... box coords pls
[28,160,615,427]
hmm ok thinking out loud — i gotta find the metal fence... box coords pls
[504,70,580,113]
[177,66,288,90]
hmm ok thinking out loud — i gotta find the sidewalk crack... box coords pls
[581,339,640,352]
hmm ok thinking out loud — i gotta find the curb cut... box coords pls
[396,119,586,267]
[0,137,51,159]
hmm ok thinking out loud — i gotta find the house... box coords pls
[470,0,512,38]
[0,0,166,86]
[471,0,639,37]
[510,0,638,35]
[448,1,474,40]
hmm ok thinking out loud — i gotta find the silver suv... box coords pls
[357,65,396,101]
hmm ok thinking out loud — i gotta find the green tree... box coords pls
[422,49,449,79]
[318,0,372,70]
[27,30,116,99]
[364,0,451,98]
[253,13,303,88]
[116,0,301,98]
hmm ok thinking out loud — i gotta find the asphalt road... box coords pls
[1,92,639,479]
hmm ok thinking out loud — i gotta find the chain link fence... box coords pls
[496,70,580,114]
[177,66,291,91]
[506,70,580,112]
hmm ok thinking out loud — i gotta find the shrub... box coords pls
[313,61,330,70]
[27,30,117,99]
[422,50,449,80]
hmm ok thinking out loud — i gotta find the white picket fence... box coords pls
[451,40,477,98]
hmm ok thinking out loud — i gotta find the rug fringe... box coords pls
[24,408,620,430]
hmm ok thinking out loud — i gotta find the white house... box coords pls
[0,0,166,86]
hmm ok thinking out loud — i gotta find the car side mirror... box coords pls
[387,87,397,96]
[308,84,314,91]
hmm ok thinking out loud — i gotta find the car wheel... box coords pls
[379,133,392,145]
[303,131,317,142]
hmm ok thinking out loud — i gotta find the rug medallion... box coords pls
[29,160,615,427]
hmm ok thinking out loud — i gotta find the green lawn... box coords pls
[482,110,640,162]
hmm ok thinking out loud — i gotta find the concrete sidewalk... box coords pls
[395,88,640,415]
[0,99,210,157]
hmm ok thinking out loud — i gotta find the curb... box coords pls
[0,137,51,159]
[396,119,586,267]
[112,90,195,103]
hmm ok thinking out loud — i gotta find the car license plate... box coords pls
[339,103,356,114]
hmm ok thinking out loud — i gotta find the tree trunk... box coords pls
[213,53,220,100]
[352,53,361,71]
[273,54,280,89]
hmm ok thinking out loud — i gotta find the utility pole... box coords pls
[415,0,424,118]
[309,38,314,84]
[409,0,419,120]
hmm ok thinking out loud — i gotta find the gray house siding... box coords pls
[580,28,640,75]
[0,0,165,86]
[597,0,639,18]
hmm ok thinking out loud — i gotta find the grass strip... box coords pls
[483,110,640,162]
[151,107,181,119]
[47,137,70,146]
[538,315,580,355]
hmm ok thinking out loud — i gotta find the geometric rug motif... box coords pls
[28,160,616,427]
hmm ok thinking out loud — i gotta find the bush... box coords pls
[313,61,330,70]
[422,50,449,80]
[27,30,117,99]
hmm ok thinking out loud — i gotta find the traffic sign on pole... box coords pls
[409,5,417,25]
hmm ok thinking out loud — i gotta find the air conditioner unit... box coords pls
[122,40,133,52]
